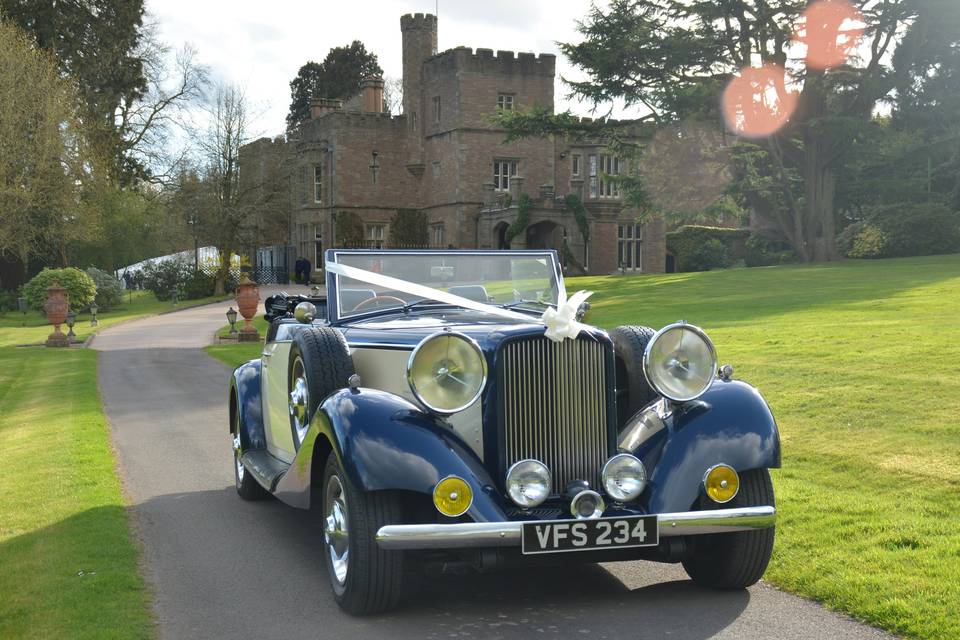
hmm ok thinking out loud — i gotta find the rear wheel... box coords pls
[682,468,776,589]
[321,452,404,614]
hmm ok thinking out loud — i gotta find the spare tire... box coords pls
[288,327,355,450]
[610,325,658,429]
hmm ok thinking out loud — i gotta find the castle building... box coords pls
[244,13,665,278]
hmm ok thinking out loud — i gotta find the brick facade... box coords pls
[241,12,666,276]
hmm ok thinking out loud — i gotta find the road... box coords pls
[94,297,893,640]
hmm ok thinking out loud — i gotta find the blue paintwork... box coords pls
[229,359,266,451]
[634,379,781,514]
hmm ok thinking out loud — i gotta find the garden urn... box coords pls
[43,282,71,347]
[235,276,261,342]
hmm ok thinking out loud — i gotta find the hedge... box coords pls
[666,225,750,272]
[22,268,98,312]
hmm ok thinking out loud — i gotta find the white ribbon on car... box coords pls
[324,261,593,343]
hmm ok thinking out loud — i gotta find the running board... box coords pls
[241,450,289,492]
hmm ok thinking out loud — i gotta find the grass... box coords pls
[202,254,960,639]
[0,348,151,639]
[0,290,229,348]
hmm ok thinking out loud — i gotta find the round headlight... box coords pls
[505,459,551,508]
[602,453,647,502]
[643,322,718,402]
[407,332,487,414]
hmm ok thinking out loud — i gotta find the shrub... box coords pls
[666,225,749,272]
[85,267,124,310]
[848,224,888,258]
[684,238,729,271]
[141,259,194,301]
[744,233,795,267]
[872,203,960,258]
[22,268,97,312]
[0,289,16,312]
[182,271,215,300]
[836,222,866,257]
[389,209,428,246]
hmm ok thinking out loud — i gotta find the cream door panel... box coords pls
[261,340,295,463]
[349,346,484,461]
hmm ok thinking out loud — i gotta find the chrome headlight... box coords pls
[505,459,551,508]
[643,322,717,402]
[407,332,487,414]
[601,453,647,501]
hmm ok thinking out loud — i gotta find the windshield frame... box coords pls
[324,248,564,324]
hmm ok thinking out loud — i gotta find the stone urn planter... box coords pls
[43,282,71,347]
[235,276,261,343]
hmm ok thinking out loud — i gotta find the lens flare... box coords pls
[794,0,864,70]
[722,64,798,138]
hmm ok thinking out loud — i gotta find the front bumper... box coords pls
[376,505,776,550]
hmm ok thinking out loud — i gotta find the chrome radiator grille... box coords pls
[498,336,611,492]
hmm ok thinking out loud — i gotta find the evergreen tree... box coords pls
[287,41,382,128]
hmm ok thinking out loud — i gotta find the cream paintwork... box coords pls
[261,340,296,463]
[349,346,485,461]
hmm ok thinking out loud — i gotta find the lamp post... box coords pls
[170,288,179,306]
[66,311,76,340]
[17,297,27,326]
[89,302,99,327]
[226,307,238,335]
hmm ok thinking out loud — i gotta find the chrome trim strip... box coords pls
[375,506,776,550]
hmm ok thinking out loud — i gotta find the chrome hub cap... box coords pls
[289,358,310,445]
[233,432,244,481]
[324,475,349,585]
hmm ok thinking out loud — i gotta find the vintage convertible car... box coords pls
[229,249,779,614]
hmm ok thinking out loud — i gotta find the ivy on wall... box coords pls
[504,192,532,244]
[563,193,590,243]
[335,211,365,247]
[389,209,428,246]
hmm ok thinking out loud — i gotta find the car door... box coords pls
[260,339,296,463]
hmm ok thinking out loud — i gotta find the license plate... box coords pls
[521,515,659,555]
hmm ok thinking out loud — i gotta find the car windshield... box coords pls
[330,250,562,319]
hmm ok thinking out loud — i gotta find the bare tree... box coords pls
[383,76,403,115]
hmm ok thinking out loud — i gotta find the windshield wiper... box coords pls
[500,299,555,310]
[401,298,446,313]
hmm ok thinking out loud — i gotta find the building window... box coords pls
[300,166,308,204]
[618,223,643,271]
[432,161,441,177]
[588,154,597,198]
[314,225,323,269]
[430,223,445,247]
[493,160,518,191]
[411,111,418,132]
[599,154,621,198]
[365,223,386,249]
[432,96,441,123]
[571,154,581,177]
[313,165,323,203]
[497,93,514,110]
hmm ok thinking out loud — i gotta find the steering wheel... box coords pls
[351,295,407,312]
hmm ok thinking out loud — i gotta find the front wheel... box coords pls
[321,452,404,614]
[232,400,268,500]
[682,468,775,589]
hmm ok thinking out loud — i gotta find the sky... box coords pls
[146,0,623,139]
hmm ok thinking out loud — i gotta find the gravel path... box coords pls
[94,298,894,640]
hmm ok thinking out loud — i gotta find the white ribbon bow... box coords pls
[541,289,593,343]
[325,261,593,342]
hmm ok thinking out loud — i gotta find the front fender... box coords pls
[640,379,781,514]
[229,359,266,451]
[276,388,508,522]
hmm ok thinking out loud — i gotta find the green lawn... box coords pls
[0,290,229,348]
[0,347,151,639]
[209,254,960,638]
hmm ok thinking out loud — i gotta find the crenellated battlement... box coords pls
[424,46,556,77]
[400,13,437,31]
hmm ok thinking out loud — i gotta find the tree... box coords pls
[497,0,919,262]
[0,18,97,268]
[286,41,382,127]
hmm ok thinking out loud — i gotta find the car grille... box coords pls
[498,335,611,493]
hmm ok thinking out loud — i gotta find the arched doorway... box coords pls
[526,220,562,251]
[494,222,510,249]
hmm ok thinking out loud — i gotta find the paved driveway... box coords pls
[94,299,893,639]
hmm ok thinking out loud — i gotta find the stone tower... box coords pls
[401,13,437,171]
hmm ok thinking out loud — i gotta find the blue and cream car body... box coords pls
[229,249,780,614]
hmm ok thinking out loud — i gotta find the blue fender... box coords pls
[229,360,266,451]
[276,388,509,522]
[639,379,781,514]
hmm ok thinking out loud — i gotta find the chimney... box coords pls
[310,98,343,119]
[360,76,385,113]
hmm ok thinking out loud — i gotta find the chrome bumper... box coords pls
[376,506,776,550]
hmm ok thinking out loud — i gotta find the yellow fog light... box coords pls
[433,476,473,517]
[704,464,740,503]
